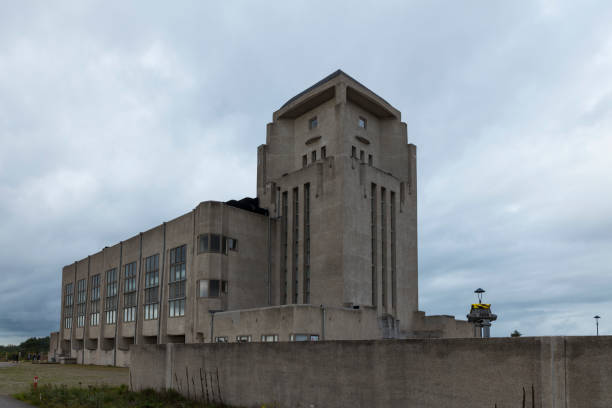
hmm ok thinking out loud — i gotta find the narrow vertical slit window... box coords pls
[123,262,137,322]
[352,146,357,158]
[390,191,397,312]
[371,183,377,307]
[321,146,326,159]
[311,150,316,162]
[281,191,289,305]
[302,155,307,167]
[104,268,118,324]
[292,187,299,304]
[381,187,387,311]
[169,245,186,317]
[303,183,311,304]
[144,254,160,320]
[368,154,373,166]
[360,150,365,162]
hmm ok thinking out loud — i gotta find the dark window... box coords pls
[144,254,159,320]
[76,279,87,328]
[226,238,238,251]
[360,150,365,162]
[199,234,209,253]
[303,183,311,304]
[64,282,74,329]
[302,155,307,167]
[198,279,226,297]
[308,117,317,130]
[281,191,289,305]
[311,150,316,162]
[169,245,186,317]
[358,116,367,129]
[90,274,100,326]
[368,154,373,166]
[104,268,118,324]
[321,146,326,159]
[123,262,137,322]
[352,146,356,158]
[210,234,221,252]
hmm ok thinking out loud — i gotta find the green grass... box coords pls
[14,384,229,408]
[0,362,128,395]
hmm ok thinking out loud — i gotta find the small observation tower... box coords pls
[467,288,497,338]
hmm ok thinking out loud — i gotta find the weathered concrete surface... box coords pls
[130,336,612,408]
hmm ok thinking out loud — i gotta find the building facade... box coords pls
[51,71,475,366]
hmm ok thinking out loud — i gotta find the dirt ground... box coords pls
[0,362,128,396]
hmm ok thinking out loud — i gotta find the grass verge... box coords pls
[15,384,232,408]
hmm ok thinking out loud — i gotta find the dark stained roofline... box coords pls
[279,69,393,110]
[225,197,268,215]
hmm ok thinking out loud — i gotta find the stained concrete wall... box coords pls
[130,336,612,408]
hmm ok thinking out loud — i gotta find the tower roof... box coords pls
[274,70,400,121]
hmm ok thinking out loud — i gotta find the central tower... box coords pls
[257,70,418,335]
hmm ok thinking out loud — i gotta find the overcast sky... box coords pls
[1,1,611,345]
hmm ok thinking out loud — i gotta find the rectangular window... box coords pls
[368,154,373,166]
[321,146,326,159]
[123,262,137,322]
[358,116,367,129]
[311,150,316,162]
[303,183,311,304]
[236,335,252,343]
[198,279,226,298]
[391,191,397,312]
[381,187,387,311]
[302,154,307,167]
[290,334,319,342]
[281,191,289,305]
[371,184,377,307]
[144,254,159,320]
[215,336,228,343]
[308,117,317,130]
[76,279,87,327]
[352,146,357,158]
[261,334,279,342]
[168,245,186,317]
[210,234,221,252]
[90,274,100,326]
[198,234,209,253]
[104,268,118,324]
[226,238,238,251]
[64,282,74,329]
[292,187,299,304]
[360,150,365,162]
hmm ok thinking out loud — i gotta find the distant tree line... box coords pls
[0,336,49,360]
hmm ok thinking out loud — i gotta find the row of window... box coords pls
[352,146,373,165]
[215,334,319,343]
[64,242,233,329]
[302,146,327,167]
[198,233,238,254]
[308,115,367,130]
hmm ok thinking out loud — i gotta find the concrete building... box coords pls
[51,70,475,366]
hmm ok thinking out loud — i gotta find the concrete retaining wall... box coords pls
[130,336,612,408]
